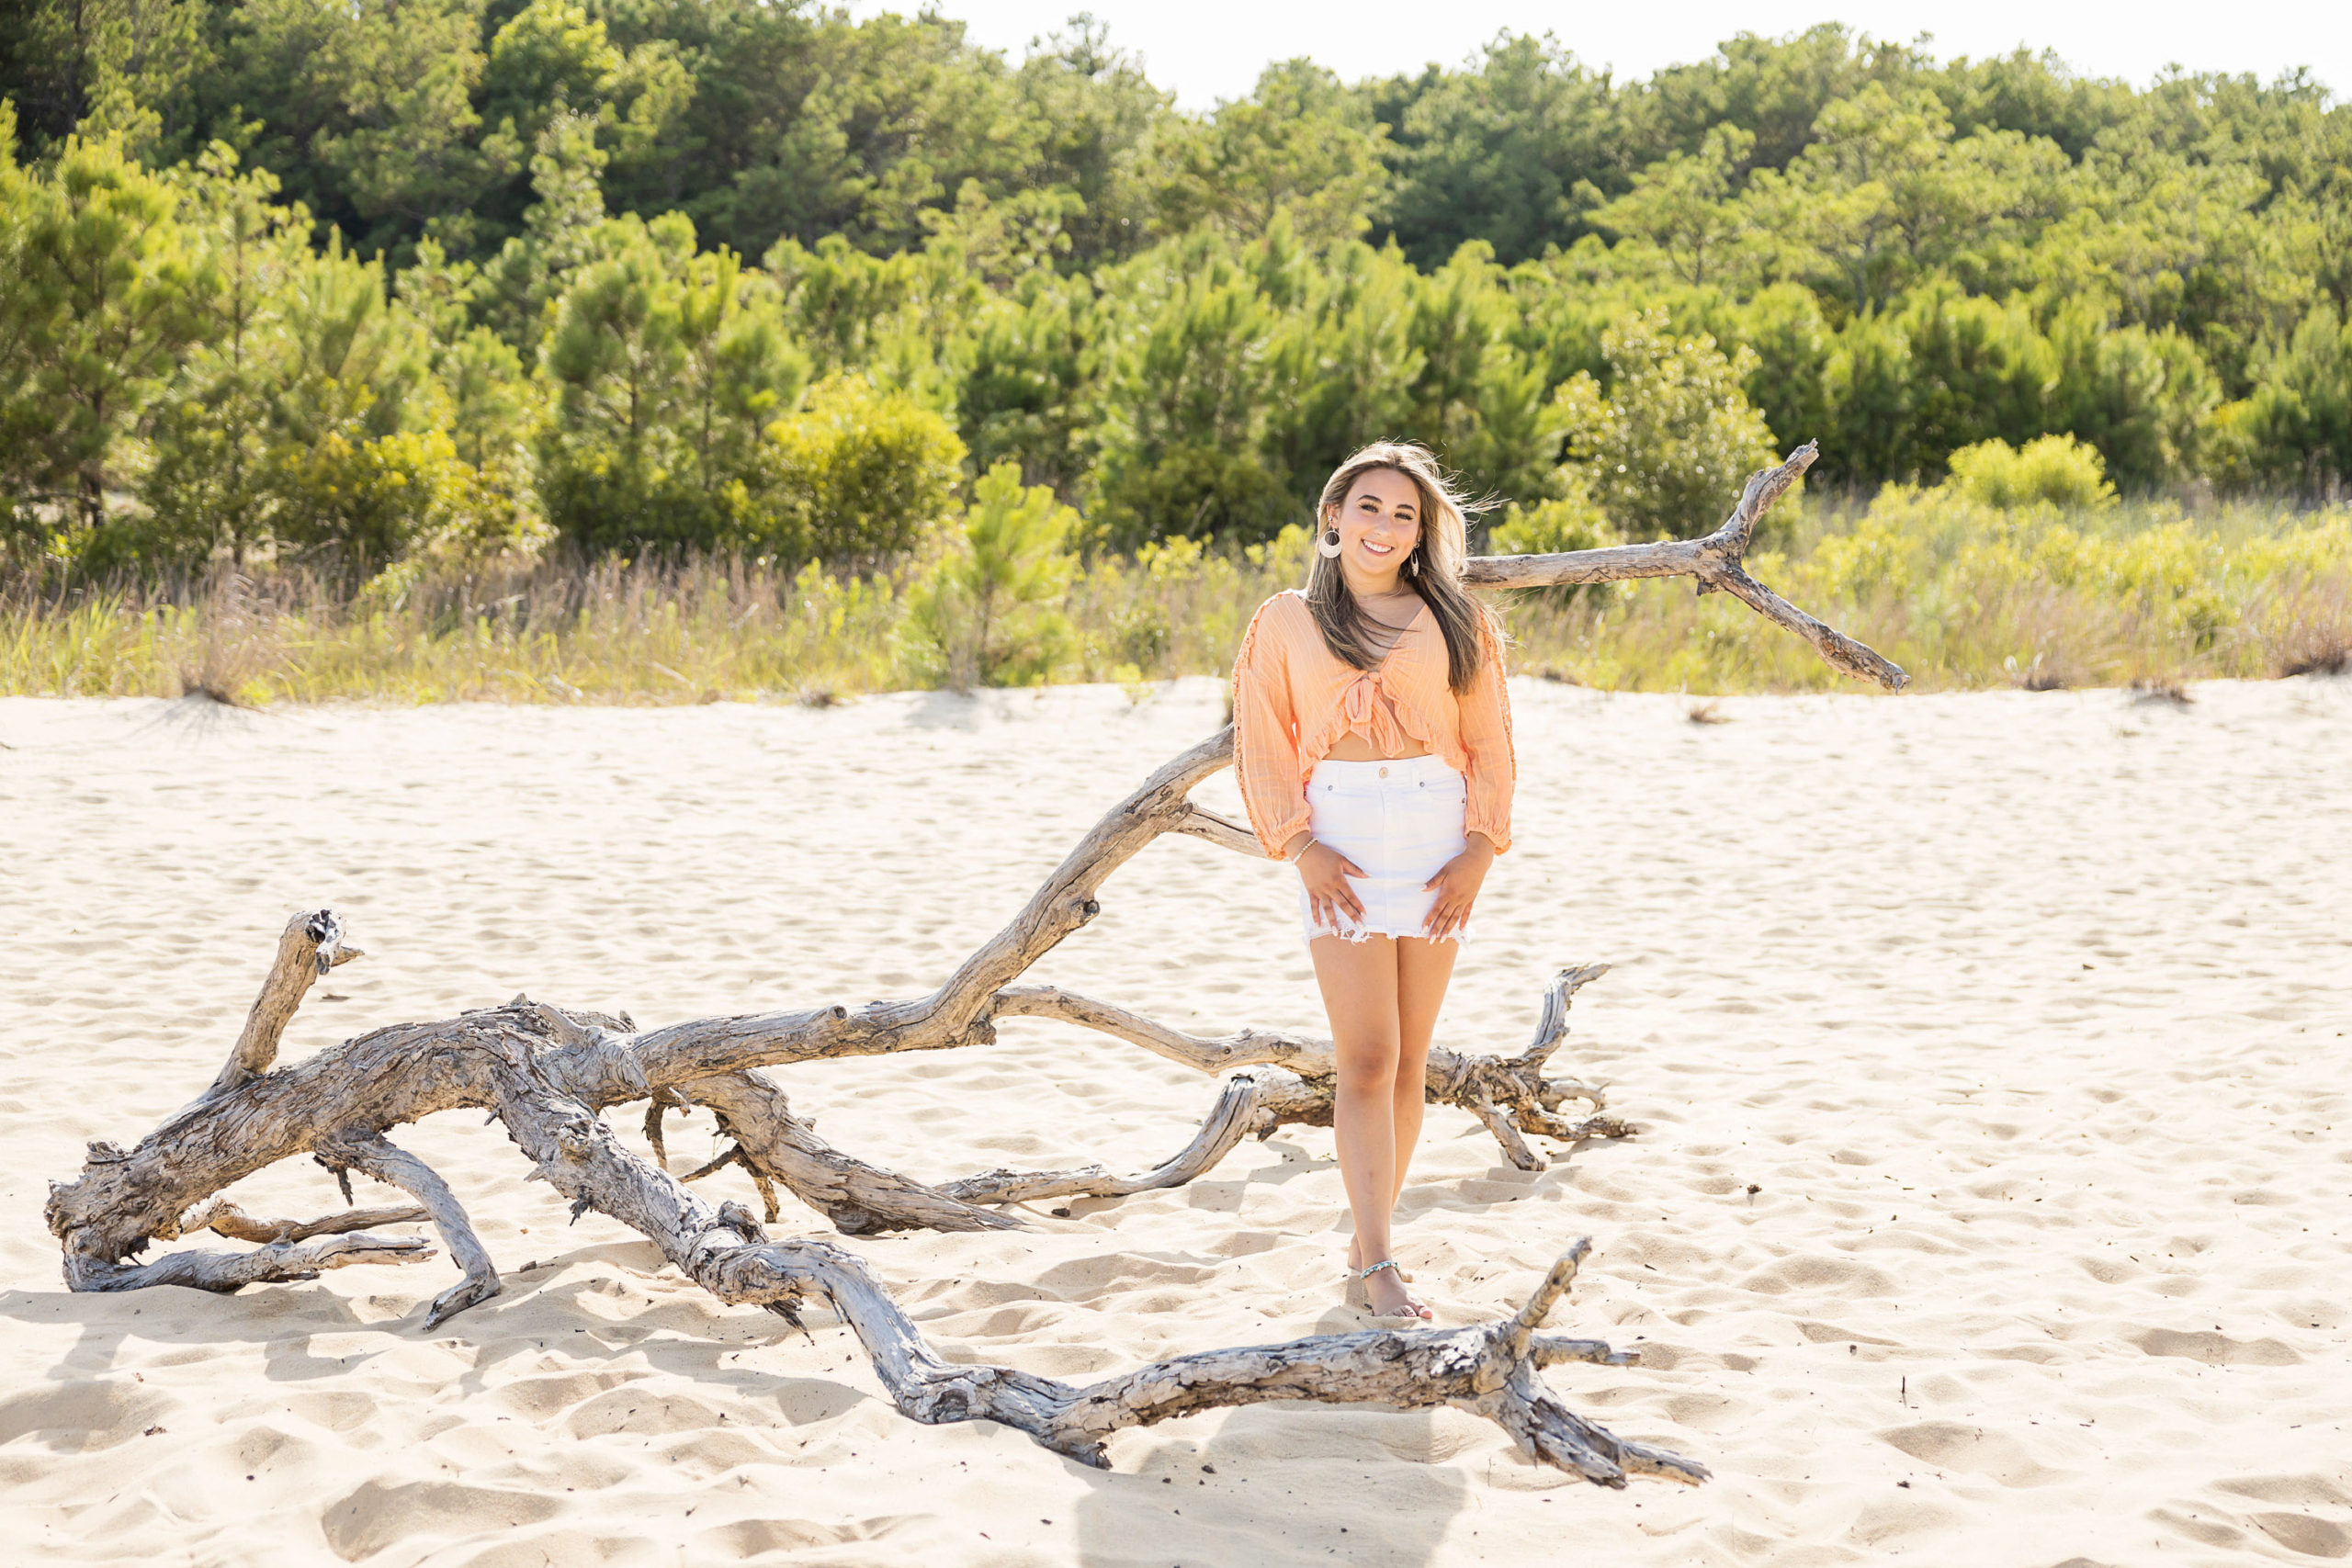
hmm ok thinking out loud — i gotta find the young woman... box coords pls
[1230,443,1514,1322]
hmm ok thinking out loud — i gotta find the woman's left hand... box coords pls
[1420,834,1497,940]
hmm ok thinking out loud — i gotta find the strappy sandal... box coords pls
[1356,1258,1432,1321]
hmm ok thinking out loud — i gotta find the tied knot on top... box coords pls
[1335,670,1408,760]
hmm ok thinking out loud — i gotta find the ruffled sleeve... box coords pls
[1458,617,1515,853]
[1231,595,1311,859]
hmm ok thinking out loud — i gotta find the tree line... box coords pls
[2,6,2348,581]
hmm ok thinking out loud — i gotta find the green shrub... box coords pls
[139,233,444,572]
[759,375,966,560]
[1944,434,2116,511]
[270,427,475,569]
[2048,315,2217,490]
[899,461,1076,690]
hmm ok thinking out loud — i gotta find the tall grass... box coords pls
[5,496,2346,705]
[1506,492,2352,694]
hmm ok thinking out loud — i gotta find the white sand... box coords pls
[3,676,2348,1566]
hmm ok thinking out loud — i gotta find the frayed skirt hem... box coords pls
[1302,922,1468,949]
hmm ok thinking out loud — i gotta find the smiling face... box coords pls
[1325,467,1424,591]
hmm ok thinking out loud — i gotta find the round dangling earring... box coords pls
[1316,526,1344,559]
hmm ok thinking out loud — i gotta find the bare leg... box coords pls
[1311,934,1427,1319]
[1346,935,1461,1274]
[1390,933,1458,1190]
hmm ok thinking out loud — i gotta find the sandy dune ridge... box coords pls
[2,676,2347,1566]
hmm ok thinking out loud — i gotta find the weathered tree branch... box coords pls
[987,964,1623,1173]
[39,863,1674,1480]
[1463,441,1909,691]
[204,908,361,1100]
[166,1196,429,1245]
[676,1068,1022,1235]
[935,1065,1329,1206]
[316,1132,501,1329]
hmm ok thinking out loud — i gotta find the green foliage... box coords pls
[1944,434,2118,511]
[140,228,457,574]
[1373,34,1623,268]
[2046,312,2217,489]
[0,125,211,537]
[438,325,540,472]
[1643,25,1936,174]
[1488,485,1622,556]
[133,144,309,563]
[958,268,1096,495]
[2234,304,2352,488]
[209,0,493,257]
[1090,226,1553,551]
[1745,82,2065,315]
[537,215,808,554]
[1586,125,1756,287]
[1155,60,1390,246]
[1733,282,1834,452]
[1403,242,1552,515]
[1779,479,2351,682]
[267,425,473,567]
[1090,235,1290,549]
[900,460,1076,689]
[1545,310,1780,539]
[467,112,617,350]
[482,0,622,152]
[759,376,966,562]
[10,13,2352,596]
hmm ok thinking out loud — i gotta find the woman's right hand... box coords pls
[1289,836,1367,931]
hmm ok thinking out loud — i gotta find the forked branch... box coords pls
[1462,442,1908,691]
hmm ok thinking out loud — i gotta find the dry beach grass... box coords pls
[6,495,2348,707]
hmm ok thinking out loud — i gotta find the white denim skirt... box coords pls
[1298,753,1472,946]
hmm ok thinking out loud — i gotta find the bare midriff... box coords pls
[1323,727,1432,761]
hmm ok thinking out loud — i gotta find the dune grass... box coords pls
[1505,492,2352,694]
[4,495,2346,707]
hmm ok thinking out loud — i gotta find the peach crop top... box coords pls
[1230,590,1515,860]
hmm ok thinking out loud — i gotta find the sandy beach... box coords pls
[3,674,2348,1566]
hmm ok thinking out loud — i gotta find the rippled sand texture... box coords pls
[3,676,2349,1567]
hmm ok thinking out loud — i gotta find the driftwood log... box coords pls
[43,444,1895,1483]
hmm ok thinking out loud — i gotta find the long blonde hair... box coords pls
[1305,442,1499,693]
